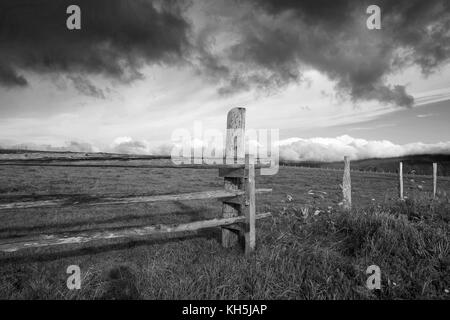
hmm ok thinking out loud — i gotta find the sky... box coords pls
[0,0,449,161]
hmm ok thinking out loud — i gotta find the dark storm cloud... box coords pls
[197,0,450,107]
[0,0,191,92]
[1,0,450,107]
[0,63,27,87]
[67,75,105,99]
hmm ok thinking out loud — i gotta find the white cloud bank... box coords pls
[2,135,450,162]
[0,137,172,156]
[278,135,450,162]
[1,141,101,153]
[110,137,172,155]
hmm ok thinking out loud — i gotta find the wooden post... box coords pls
[342,156,351,211]
[221,107,246,248]
[399,162,404,200]
[433,163,437,198]
[245,153,256,255]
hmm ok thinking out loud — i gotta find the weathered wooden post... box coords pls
[399,162,404,200]
[342,156,351,211]
[244,153,256,255]
[433,163,437,198]
[221,107,246,248]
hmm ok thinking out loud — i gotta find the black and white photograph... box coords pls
[0,0,449,305]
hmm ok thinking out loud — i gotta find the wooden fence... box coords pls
[398,161,439,200]
[341,158,443,209]
[0,107,272,254]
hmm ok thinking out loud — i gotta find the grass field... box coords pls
[0,159,449,299]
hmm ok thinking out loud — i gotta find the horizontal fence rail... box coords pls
[0,156,271,162]
[0,212,272,253]
[0,189,273,210]
[280,163,450,180]
[0,162,272,170]
[0,155,170,162]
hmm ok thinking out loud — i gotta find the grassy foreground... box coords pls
[1,194,448,299]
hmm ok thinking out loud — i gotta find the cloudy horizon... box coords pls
[1,0,449,162]
[3,128,450,163]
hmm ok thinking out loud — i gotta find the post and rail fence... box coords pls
[340,158,442,209]
[0,107,444,253]
[0,107,273,254]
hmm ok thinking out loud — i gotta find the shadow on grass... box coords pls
[98,265,142,300]
[0,206,211,238]
[0,228,224,265]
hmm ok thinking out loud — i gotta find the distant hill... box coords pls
[0,149,170,161]
[1,148,449,176]
[280,154,450,176]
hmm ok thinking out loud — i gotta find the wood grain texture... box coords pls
[342,156,352,211]
[222,107,246,248]
[433,162,437,198]
[0,212,272,253]
[245,153,256,255]
[399,162,404,200]
[0,189,272,210]
[0,162,253,169]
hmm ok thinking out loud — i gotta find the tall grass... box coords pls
[0,195,448,299]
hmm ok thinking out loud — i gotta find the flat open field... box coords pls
[0,159,449,299]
